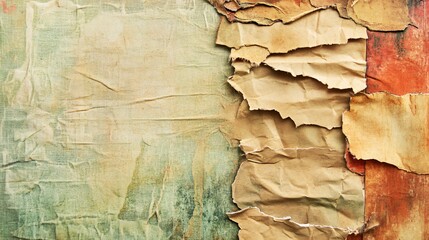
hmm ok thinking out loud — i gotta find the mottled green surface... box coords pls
[0,0,240,239]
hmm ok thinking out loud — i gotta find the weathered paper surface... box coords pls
[310,0,348,17]
[232,0,320,25]
[264,39,367,93]
[228,66,351,129]
[232,147,364,229]
[225,101,345,154]
[230,45,270,66]
[347,0,410,31]
[343,93,429,174]
[0,0,240,239]
[228,207,350,240]
[209,0,320,25]
[216,8,367,54]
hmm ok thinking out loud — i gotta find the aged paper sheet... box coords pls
[343,93,429,174]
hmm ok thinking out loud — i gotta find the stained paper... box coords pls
[263,39,367,93]
[228,66,351,129]
[228,207,350,240]
[343,92,429,174]
[0,0,240,239]
[310,0,349,17]
[216,8,367,54]
[347,0,410,31]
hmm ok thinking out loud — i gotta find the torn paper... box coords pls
[216,8,367,54]
[230,45,270,66]
[347,0,410,31]
[264,39,367,93]
[228,207,350,240]
[228,66,351,129]
[310,0,349,17]
[0,1,240,239]
[231,0,320,25]
[224,101,346,155]
[232,147,364,229]
[343,93,429,174]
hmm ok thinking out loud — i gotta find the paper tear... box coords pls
[216,8,367,54]
[263,39,367,93]
[232,147,365,229]
[343,92,429,174]
[228,66,351,129]
[228,207,352,239]
[346,0,411,31]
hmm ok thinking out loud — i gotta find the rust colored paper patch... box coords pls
[343,93,429,174]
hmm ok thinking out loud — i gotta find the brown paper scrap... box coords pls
[230,45,270,66]
[232,0,320,25]
[228,66,351,129]
[310,0,349,17]
[347,0,410,31]
[232,148,365,229]
[228,207,350,240]
[264,39,367,93]
[216,8,367,54]
[226,102,346,155]
[343,93,429,174]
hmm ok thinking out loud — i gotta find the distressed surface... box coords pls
[343,93,429,174]
[362,0,429,238]
[0,0,241,239]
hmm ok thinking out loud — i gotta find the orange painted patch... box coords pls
[363,0,429,238]
[1,0,16,14]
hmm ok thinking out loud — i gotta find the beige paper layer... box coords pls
[226,102,345,154]
[228,207,350,240]
[230,46,270,66]
[232,0,320,25]
[216,8,367,54]
[228,66,351,129]
[232,147,364,229]
[343,93,429,174]
[347,0,410,31]
[310,0,349,17]
[264,39,367,93]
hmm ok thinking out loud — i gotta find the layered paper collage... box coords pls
[1,0,427,239]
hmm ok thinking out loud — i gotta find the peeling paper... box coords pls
[231,0,320,25]
[310,0,349,17]
[216,8,367,54]
[225,101,346,154]
[347,0,410,31]
[228,207,350,240]
[264,39,367,93]
[232,147,364,229]
[230,45,270,66]
[0,0,240,238]
[228,66,351,129]
[343,92,429,174]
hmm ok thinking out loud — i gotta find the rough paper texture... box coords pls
[231,0,320,25]
[0,0,240,239]
[343,93,429,174]
[209,0,320,25]
[228,207,350,240]
[226,102,345,155]
[232,147,364,229]
[228,66,351,129]
[264,39,367,93]
[216,8,367,54]
[310,0,349,17]
[230,45,270,66]
[347,0,410,31]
